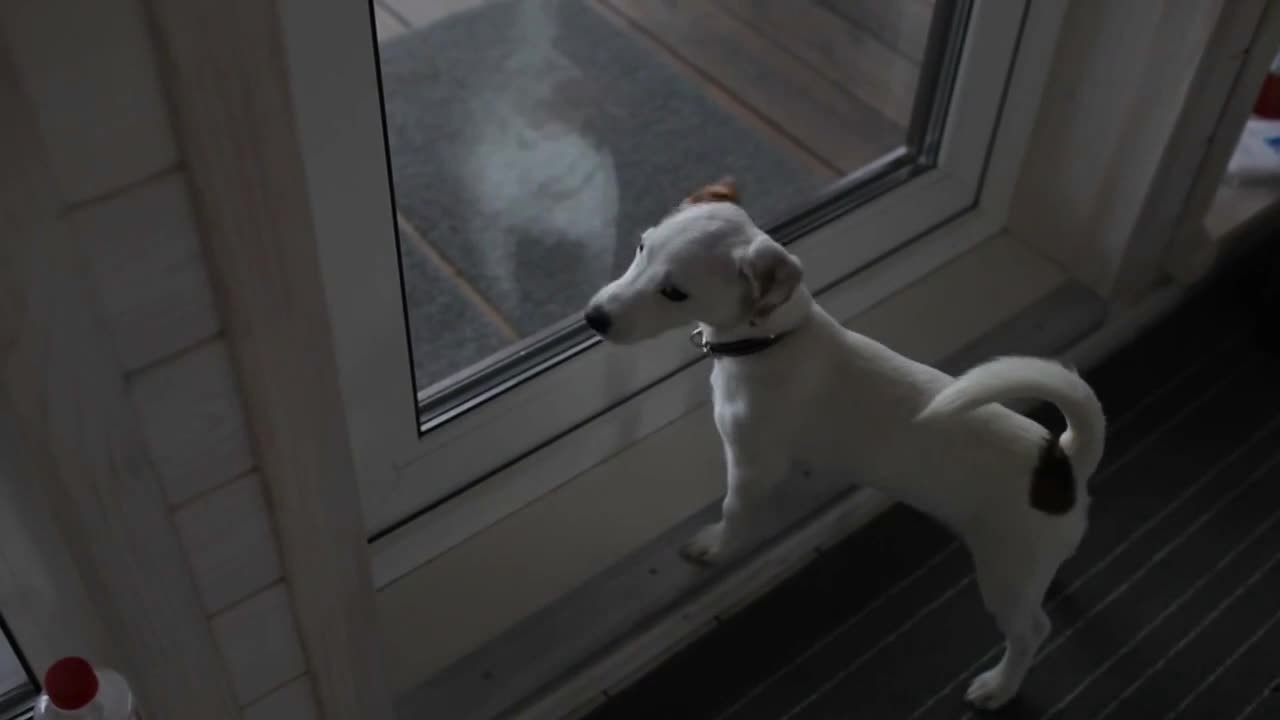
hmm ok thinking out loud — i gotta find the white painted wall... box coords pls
[1010,0,1267,300]
[1,1,318,716]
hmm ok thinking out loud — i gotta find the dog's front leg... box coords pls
[682,442,787,565]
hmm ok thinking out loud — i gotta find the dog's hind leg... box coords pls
[965,539,1059,710]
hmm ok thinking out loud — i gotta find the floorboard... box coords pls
[819,0,936,64]
[599,0,903,174]
[714,0,921,127]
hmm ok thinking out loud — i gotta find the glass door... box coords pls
[279,0,1033,554]
[375,0,961,410]
[0,615,34,719]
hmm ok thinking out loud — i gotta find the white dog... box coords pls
[583,180,1106,709]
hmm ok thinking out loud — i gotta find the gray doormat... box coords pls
[378,0,823,389]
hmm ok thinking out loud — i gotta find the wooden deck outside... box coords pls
[374,0,937,179]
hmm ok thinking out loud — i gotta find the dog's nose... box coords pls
[584,306,611,336]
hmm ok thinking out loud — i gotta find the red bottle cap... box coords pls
[44,657,99,710]
[1255,74,1280,119]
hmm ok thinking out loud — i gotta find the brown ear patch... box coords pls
[686,177,739,205]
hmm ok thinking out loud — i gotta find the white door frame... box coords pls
[279,0,1047,560]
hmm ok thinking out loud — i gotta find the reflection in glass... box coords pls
[373,0,942,409]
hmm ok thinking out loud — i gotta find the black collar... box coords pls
[689,327,792,358]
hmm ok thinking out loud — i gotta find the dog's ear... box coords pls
[685,176,739,205]
[738,235,803,318]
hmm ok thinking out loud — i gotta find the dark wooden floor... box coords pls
[380,0,935,178]
[585,259,1280,718]
[596,0,934,176]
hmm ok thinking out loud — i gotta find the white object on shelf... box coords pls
[1224,117,1280,185]
[33,657,142,720]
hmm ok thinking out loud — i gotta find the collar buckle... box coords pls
[689,327,711,354]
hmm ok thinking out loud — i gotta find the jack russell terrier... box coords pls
[583,180,1105,709]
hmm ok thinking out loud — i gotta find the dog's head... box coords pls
[583,179,804,344]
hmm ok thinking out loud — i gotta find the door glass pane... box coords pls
[0,616,34,715]
[373,0,963,422]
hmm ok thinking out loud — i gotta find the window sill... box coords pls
[1205,180,1280,243]
[1169,180,1280,285]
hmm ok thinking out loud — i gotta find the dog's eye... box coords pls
[659,285,688,302]
[637,242,644,254]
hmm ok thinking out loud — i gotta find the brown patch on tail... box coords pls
[1030,434,1076,515]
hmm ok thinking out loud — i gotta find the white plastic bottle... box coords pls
[33,657,142,720]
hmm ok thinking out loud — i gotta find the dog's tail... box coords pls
[918,356,1106,479]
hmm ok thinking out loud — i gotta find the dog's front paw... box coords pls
[965,667,1019,711]
[681,523,726,565]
